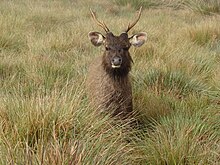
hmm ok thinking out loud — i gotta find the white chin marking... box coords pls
[112,65,121,68]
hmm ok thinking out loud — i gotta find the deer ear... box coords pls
[130,32,147,47]
[88,31,105,47]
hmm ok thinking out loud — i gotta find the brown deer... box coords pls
[87,7,147,119]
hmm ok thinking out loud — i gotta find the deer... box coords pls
[86,7,147,119]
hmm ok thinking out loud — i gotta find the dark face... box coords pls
[102,32,133,77]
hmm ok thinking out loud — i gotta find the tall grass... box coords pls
[138,109,220,164]
[185,0,220,15]
[0,0,220,164]
[113,0,160,9]
[114,0,220,14]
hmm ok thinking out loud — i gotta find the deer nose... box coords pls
[111,56,122,68]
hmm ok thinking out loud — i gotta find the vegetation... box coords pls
[0,0,219,164]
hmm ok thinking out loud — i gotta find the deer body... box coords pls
[87,55,133,117]
[87,7,147,118]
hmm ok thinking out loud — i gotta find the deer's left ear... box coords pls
[130,32,147,47]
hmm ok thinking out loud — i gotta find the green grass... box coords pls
[0,0,220,164]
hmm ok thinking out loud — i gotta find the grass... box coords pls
[184,0,220,15]
[113,0,220,14]
[0,0,220,164]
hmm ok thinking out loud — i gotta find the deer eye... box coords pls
[105,47,111,51]
[123,47,129,51]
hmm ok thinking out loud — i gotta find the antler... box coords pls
[90,9,110,33]
[125,6,142,33]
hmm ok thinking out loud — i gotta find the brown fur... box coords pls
[87,33,133,118]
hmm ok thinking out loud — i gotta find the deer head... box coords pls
[88,7,147,77]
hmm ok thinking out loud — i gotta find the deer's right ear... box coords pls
[88,32,105,47]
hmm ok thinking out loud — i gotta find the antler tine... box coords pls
[125,6,142,33]
[90,9,110,33]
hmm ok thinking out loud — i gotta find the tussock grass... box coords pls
[0,0,220,164]
[0,84,137,164]
[138,110,220,164]
[188,24,220,48]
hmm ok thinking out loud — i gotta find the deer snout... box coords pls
[111,56,122,68]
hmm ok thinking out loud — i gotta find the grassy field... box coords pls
[0,0,219,164]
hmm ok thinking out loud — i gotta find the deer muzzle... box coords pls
[111,56,122,68]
